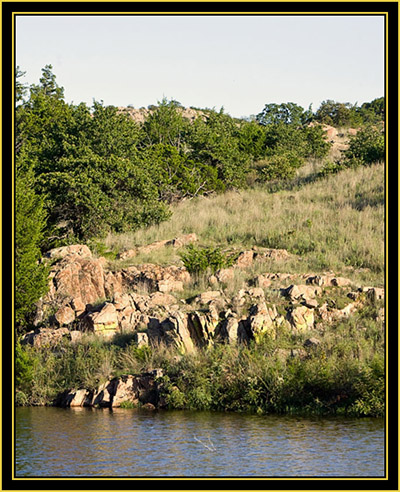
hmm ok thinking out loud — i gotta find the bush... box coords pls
[179,244,234,274]
[257,152,304,182]
[344,126,384,165]
[15,339,35,399]
[318,160,348,178]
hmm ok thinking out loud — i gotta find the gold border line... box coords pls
[11,10,389,483]
[4,0,399,2]
[1,0,3,488]
[12,11,391,14]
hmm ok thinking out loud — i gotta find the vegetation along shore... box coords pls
[15,66,385,416]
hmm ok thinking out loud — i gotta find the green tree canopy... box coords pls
[15,159,49,330]
[256,102,312,127]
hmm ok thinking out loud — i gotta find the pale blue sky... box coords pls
[16,15,385,118]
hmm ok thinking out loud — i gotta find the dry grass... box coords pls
[101,162,385,287]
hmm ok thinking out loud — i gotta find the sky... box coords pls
[16,15,385,118]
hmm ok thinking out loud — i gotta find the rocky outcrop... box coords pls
[188,310,220,348]
[44,244,92,260]
[54,369,165,409]
[22,327,82,347]
[234,248,291,269]
[216,316,248,345]
[33,242,384,354]
[35,244,191,330]
[118,233,198,259]
[155,312,195,354]
[117,105,207,125]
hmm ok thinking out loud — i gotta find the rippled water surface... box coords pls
[15,407,384,477]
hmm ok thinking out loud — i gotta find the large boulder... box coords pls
[54,388,93,407]
[49,254,106,307]
[188,310,220,348]
[283,284,322,301]
[84,302,119,336]
[157,312,195,354]
[247,302,278,342]
[288,305,314,332]
[45,244,92,260]
[54,305,76,326]
[216,316,249,345]
[22,327,71,347]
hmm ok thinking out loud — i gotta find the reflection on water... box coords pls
[15,407,385,477]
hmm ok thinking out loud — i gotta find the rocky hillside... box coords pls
[25,237,384,351]
[21,233,384,411]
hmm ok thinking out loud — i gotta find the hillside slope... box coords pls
[102,162,384,288]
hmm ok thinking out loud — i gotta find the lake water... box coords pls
[15,406,385,478]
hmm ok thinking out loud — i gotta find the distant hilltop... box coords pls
[117,105,208,124]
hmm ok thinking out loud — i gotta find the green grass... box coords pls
[100,162,384,287]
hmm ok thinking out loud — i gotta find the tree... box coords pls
[30,64,64,99]
[358,97,385,124]
[141,143,222,202]
[186,109,250,188]
[256,102,312,127]
[142,98,188,150]
[15,66,27,104]
[237,120,267,160]
[15,160,49,331]
[88,101,141,159]
[314,100,360,127]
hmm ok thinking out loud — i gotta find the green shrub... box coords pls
[257,152,304,182]
[119,400,136,409]
[15,340,36,399]
[344,126,384,165]
[318,160,346,178]
[179,244,234,274]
